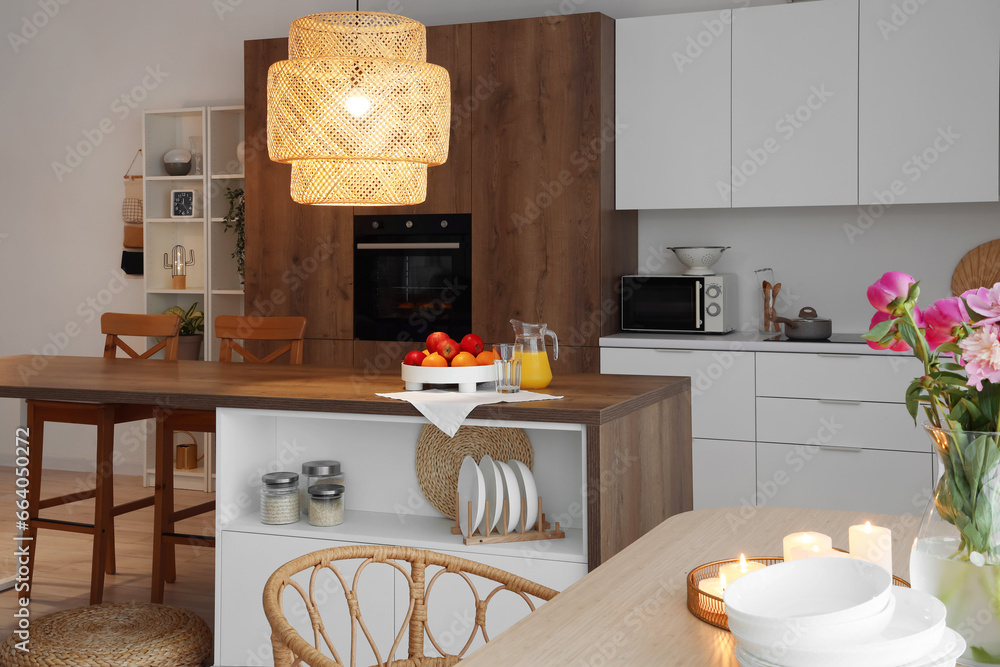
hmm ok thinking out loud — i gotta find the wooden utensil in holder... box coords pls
[451,491,565,545]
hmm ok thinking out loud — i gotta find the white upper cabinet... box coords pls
[859,0,1000,205]
[730,0,859,208]
[616,11,732,210]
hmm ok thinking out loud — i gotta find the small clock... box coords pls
[170,189,196,218]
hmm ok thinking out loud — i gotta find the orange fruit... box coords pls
[475,351,496,366]
[422,352,448,367]
[451,351,477,367]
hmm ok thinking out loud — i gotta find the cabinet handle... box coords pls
[654,349,693,353]
[818,399,862,406]
[817,353,861,358]
[818,445,863,453]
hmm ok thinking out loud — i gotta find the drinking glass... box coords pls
[493,343,522,394]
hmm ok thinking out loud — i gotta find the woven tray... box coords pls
[952,238,1000,296]
[416,424,533,519]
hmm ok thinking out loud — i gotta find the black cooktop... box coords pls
[761,333,869,344]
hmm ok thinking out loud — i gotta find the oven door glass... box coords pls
[622,277,703,332]
[354,239,471,342]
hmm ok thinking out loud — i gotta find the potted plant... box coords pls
[164,302,205,361]
[864,272,1000,664]
[223,187,245,285]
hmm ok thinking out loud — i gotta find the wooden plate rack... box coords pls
[451,492,565,545]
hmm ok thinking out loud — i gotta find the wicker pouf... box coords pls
[0,602,212,667]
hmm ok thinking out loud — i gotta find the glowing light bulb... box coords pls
[345,90,371,117]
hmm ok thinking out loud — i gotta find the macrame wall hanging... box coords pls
[121,149,143,276]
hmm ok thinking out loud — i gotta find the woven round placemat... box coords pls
[0,602,212,667]
[416,425,533,519]
[952,238,1000,296]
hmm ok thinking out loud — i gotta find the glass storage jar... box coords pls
[308,483,345,527]
[300,460,345,516]
[260,471,300,525]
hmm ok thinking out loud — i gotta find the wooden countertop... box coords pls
[461,506,921,667]
[0,355,688,425]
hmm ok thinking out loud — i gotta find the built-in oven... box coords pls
[353,214,472,342]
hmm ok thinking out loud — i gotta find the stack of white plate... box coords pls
[723,558,966,667]
[456,456,538,537]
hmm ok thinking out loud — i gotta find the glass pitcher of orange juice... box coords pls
[510,319,559,389]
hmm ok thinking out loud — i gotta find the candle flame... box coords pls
[864,521,872,534]
[720,572,728,591]
[739,554,748,572]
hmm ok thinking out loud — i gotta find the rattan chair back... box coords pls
[262,545,558,667]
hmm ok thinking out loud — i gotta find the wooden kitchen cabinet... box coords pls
[243,37,354,353]
[616,11,732,210]
[858,0,1000,205]
[470,14,636,370]
[731,0,859,208]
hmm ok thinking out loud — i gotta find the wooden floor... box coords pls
[0,466,215,638]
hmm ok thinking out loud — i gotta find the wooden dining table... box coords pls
[460,505,922,666]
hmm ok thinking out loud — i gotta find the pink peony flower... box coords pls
[867,272,916,314]
[924,296,970,349]
[962,283,1000,327]
[959,324,1000,390]
[867,310,914,352]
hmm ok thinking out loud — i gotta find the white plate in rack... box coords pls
[509,459,537,533]
[496,460,521,533]
[478,455,504,536]
[457,456,485,538]
[401,363,495,393]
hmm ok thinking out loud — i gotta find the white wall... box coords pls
[0,0,959,472]
[638,202,1000,333]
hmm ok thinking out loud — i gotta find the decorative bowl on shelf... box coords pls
[665,246,730,276]
[400,363,495,393]
[163,149,192,176]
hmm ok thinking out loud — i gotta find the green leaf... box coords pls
[898,320,919,350]
[937,342,963,355]
[864,318,895,341]
[969,646,1000,665]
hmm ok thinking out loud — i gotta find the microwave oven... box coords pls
[621,274,735,334]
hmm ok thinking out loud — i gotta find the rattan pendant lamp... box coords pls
[266,4,451,206]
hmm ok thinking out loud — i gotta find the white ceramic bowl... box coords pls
[733,586,945,667]
[400,362,495,393]
[724,558,893,648]
[665,246,730,275]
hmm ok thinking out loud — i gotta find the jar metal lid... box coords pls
[308,483,345,499]
[262,471,299,487]
[302,460,342,476]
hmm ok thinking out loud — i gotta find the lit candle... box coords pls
[698,575,725,598]
[788,544,850,560]
[783,532,833,561]
[849,521,893,574]
[718,554,766,588]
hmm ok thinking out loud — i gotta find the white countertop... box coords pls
[599,331,898,355]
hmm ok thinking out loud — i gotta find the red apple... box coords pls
[403,350,427,366]
[460,333,484,356]
[426,331,450,354]
[436,338,460,361]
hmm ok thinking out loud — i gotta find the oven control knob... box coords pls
[706,303,721,317]
[405,220,413,229]
[440,219,449,228]
[371,221,380,230]
[706,284,722,299]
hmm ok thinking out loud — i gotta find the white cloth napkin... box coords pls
[376,385,563,437]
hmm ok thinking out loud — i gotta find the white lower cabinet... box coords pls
[692,438,756,510]
[755,442,933,516]
[215,408,589,665]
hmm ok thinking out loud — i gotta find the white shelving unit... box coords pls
[214,408,589,665]
[142,105,245,492]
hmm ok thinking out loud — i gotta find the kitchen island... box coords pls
[0,355,691,664]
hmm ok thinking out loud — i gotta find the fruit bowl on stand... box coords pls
[401,363,495,393]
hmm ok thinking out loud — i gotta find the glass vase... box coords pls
[910,425,1000,666]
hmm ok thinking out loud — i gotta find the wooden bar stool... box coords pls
[24,313,181,605]
[152,315,307,603]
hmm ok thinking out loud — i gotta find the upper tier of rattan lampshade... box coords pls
[267,11,451,206]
